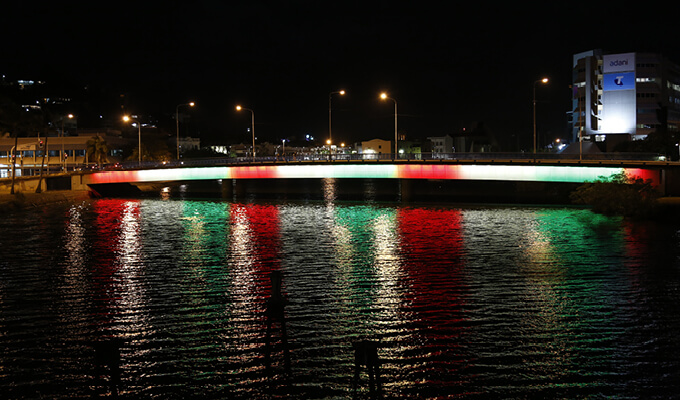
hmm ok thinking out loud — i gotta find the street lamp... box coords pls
[123,115,142,165]
[380,92,398,157]
[533,77,549,154]
[329,90,345,143]
[236,105,255,160]
[176,102,195,161]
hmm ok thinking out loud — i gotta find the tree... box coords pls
[0,95,50,193]
[570,171,660,218]
[86,135,109,167]
[124,136,172,163]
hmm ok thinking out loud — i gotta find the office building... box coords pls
[571,50,680,151]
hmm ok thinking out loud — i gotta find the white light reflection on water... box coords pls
[228,204,257,303]
[370,210,403,325]
[61,203,90,313]
[114,201,153,342]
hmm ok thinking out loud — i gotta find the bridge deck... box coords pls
[83,158,666,186]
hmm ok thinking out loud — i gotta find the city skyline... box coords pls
[3,2,679,148]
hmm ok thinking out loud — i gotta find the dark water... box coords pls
[1,197,680,399]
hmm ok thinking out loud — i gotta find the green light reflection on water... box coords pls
[504,207,629,386]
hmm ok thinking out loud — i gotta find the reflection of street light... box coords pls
[123,115,142,165]
[176,102,195,160]
[380,92,398,157]
[329,90,345,143]
[533,78,549,154]
[236,105,255,160]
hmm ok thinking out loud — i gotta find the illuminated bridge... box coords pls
[81,155,678,204]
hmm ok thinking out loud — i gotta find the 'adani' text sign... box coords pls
[603,53,635,73]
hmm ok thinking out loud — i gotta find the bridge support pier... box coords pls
[234,179,246,198]
[221,179,233,199]
[399,179,413,202]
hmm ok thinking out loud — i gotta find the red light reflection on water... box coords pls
[396,207,471,386]
[229,203,282,300]
[89,199,141,329]
[397,208,467,321]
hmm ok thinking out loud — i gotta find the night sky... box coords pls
[3,1,679,149]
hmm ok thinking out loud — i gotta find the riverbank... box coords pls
[0,191,91,212]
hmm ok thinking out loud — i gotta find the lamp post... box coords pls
[176,102,195,161]
[533,78,549,154]
[329,90,345,143]
[61,114,74,171]
[123,115,142,165]
[236,105,255,160]
[380,92,398,158]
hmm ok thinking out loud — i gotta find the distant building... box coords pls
[171,136,200,154]
[361,139,391,156]
[427,135,454,156]
[570,50,680,151]
[452,123,497,153]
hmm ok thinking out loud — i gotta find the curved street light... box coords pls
[236,105,255,160]
[176,102,195,160]
[123,115,142,165]
[380,92,398,157]
[329,90,345,143]
[533,78,549,154]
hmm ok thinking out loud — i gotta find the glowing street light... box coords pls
[123,115,142,165]
[236,105,255,160]
[533,77,549,154]
[329,90,345,143]
[380,92,398,157]
[176,102,195,160]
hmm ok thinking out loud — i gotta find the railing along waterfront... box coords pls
[103,151,669,170]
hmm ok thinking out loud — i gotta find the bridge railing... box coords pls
[92,151,667,171]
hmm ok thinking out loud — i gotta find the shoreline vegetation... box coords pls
[570,171,680,220]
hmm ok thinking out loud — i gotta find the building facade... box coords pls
[571,50,680,150]
[427,135,454,155]
[0,133,128,178]
[361,139,392,156]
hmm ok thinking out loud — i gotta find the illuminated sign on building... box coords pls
[602,53,636,134]
[603,53,635,73]
[603,72,636,91]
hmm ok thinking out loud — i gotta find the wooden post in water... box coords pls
[92,338,122,397]
[352,339,381,396]
[264,271,291,376]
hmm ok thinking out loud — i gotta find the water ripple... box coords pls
[0,200,679,398]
